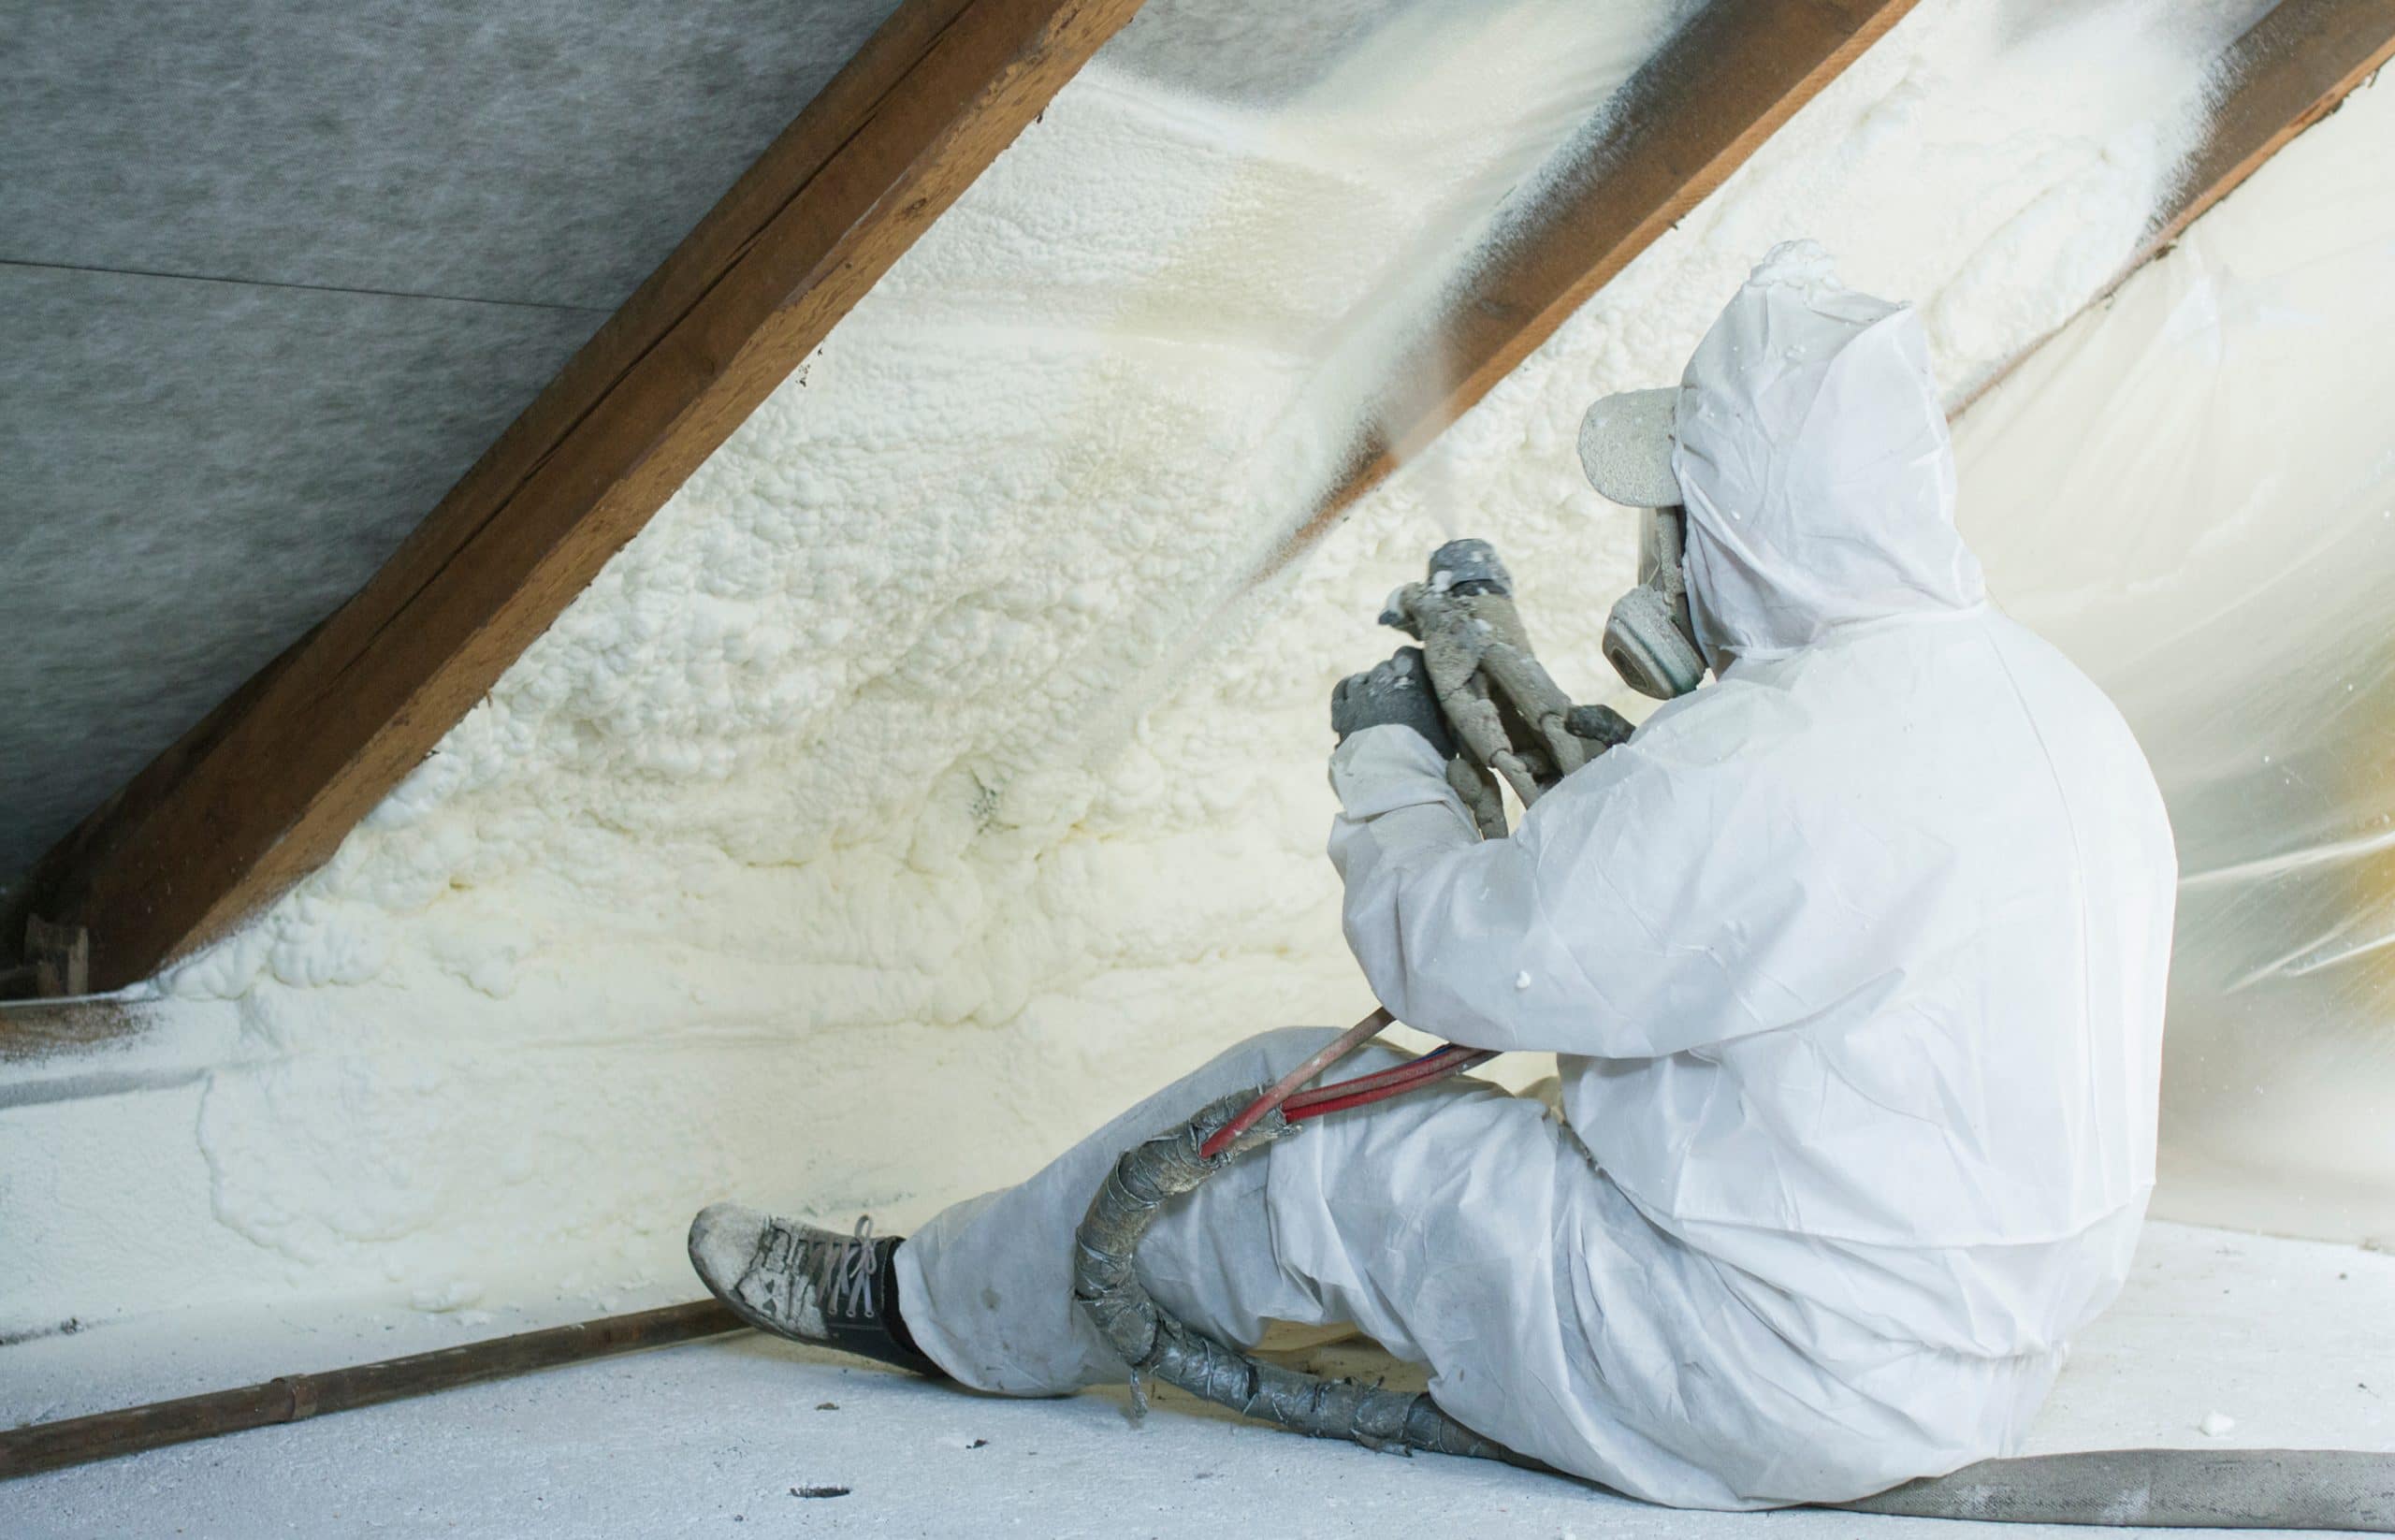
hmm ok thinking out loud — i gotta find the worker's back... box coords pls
[1557,599,2176,1359]
[1558,250,2176,1358]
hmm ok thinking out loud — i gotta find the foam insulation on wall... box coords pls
[0,0,2297,1336]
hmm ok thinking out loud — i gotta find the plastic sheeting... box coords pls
[1959,80,2395,1245]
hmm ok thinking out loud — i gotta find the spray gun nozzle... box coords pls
[1428,538,1512,598]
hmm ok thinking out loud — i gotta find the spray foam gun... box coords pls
[1378,538,1633,838]
[1193,534,1637,1158]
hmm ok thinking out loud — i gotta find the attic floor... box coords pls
[4,1219,2390,1538]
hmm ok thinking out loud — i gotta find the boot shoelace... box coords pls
[752,1214,880,1322]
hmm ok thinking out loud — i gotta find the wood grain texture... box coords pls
[1277,0,1922,564]
[11,0,1144,996]
[1953,0,2395,414]
[0,997,148,1062]
[2153,0,2395,253]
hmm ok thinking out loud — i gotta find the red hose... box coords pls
[1284,1049,1497,1121]
[1199,1009,1390,1158]
[1199,1007,1498,1158]
[1281,1043,1469,1108]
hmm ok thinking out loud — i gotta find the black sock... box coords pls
[878,1240,944,1378]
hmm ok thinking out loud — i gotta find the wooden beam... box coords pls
[1954,0,2395,413]
[0,997,146,1063]
[11,0,1143,995]
[1274,0,1922,564]
[2153,0,2395,257]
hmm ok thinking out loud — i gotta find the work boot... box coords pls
[688,1204,943,1377]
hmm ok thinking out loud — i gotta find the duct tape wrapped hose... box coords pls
[1074,1093,2395,1531]
[1071,1090,1518,1462]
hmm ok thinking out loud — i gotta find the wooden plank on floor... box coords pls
[8,0,1145,999]
[0,998,150,1063]
[1955,0,2395,413]
[1275,0,1923,563]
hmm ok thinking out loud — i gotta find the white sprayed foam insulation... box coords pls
[0,0,2319,1343]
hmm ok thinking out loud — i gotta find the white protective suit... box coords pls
[895,253,2177,1508]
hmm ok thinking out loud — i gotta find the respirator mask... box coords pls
[1603,507,1706,700]
[1578,387,1711,700]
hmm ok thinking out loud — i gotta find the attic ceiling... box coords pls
[0,0,908,890]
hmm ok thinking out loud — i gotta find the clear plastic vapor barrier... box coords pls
[1960,80,2395,1243]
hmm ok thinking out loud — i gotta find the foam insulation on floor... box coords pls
[0,0,2289,1340]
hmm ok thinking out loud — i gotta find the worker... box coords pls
[687,241,2176,1509]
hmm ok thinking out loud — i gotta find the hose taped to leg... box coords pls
[1071,1090,1517,1463]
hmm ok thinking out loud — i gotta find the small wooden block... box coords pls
[24,914,92,998]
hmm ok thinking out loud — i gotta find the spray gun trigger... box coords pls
[1564,704,1634,748]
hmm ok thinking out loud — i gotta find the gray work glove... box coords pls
[1330,646,1456,759]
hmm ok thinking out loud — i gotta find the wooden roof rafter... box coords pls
[1275,0,1927,567]
[1958,0,2395,413]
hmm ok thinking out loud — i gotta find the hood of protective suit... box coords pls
[1670,242,1986,662]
